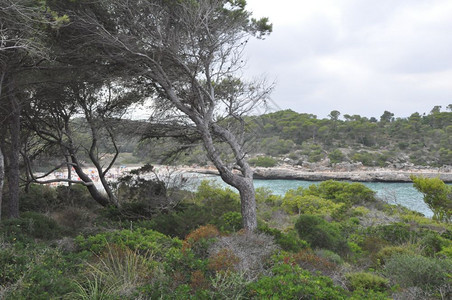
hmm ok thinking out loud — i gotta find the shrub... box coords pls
[258,225,309,252]
[0,246,29,286]
[255,187,282,206]
[345,272,389,292]
[20,184,58,212]
[304,180,376,206]
[0,211,62,242]
[209,271,249,299]
[248,263,346,299]
[295,215,348,254]
[351,151,387,167]
[411,176,452,223]
[370,223,414,245]
[351,206,370,217]
[419,232,446,257]
[315,249,344,265]
[328,149,345,164]
[75,228,182,260]
[375,246,413,266]
[183,225,220,258]
[384,254,452,290]
[437,245,452,258]
[215,211,242,233]
[291,249,337,274]
[51,207,91,233]
[207,248,240,273]
[282,193,343,216]
[56,185,97,208]
[5,246,84,299]
[189,270,208,291]
[248,156,278,167]
[208,232,278,280]
[144,182,241,238]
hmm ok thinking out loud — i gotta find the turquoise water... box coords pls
[189,174,434,218]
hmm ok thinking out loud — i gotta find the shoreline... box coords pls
[36,164,452,184]
[180,165,452,183]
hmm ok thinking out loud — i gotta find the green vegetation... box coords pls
[1,179,451,299]
[248,156,278,167]
[411,176,452,222]
[143,107,452,168]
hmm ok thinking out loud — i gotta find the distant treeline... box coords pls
[135,106,452,168]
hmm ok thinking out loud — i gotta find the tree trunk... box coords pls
[197,122,258,231]
[7,80,20,218]
[236,176,258,231]
[0,146,4,221]
[69,153,112,207]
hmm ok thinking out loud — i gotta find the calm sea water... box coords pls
[188,174,434,218]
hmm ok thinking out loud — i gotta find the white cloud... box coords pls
[244,0,452,118]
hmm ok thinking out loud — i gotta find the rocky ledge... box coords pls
[185,163,452,183]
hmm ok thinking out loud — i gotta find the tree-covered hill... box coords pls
[146,106,451,168]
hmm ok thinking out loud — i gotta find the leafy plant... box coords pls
[258,224,309,252]
[384,254,452,290]
[345,272,389,292]
[411,176,452,223]
[1,211,62,242]
[295,214,348,254]
[248,156,278,167]
[209,271,249,299]
[304,180,376,206]
[75,228,182,259]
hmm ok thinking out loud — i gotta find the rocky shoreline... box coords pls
[183,163,452,183]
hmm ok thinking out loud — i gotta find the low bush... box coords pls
[183,225,220,258]
[384,254,452,290]
[328,149,346,164]
[248,156,278,167]
[369,223,415,245]
[208,231,278,280]
[315,249,344,265]
[419,232,447,257]
[255,187,283,206]
[345,272,389,292]
[50,207,92,233]
[291,249,337,274]
[304,180,376,206]
[248,263,346,299]
[75,228,182,260]
[4,246,85,299]
[1,211,62,242]
[0,246,30,286]
[209,271,249,299]
[258,224,309,252]
[215,211,242,233]
[375,246,413,266]
[295,214,348,254]
[282,193,343,216]
[56,185,98,208]
[207,248,240,273]
[20,184,58,212]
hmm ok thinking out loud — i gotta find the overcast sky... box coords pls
[243,0,452,119]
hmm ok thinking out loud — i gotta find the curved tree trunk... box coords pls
[7,78,20,218]
[69,153,112,207]
[197,121,258,231]
[0,146,4,221]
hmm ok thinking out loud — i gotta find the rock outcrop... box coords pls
[186,163,452,183]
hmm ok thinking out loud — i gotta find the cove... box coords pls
[190,174,434,218]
